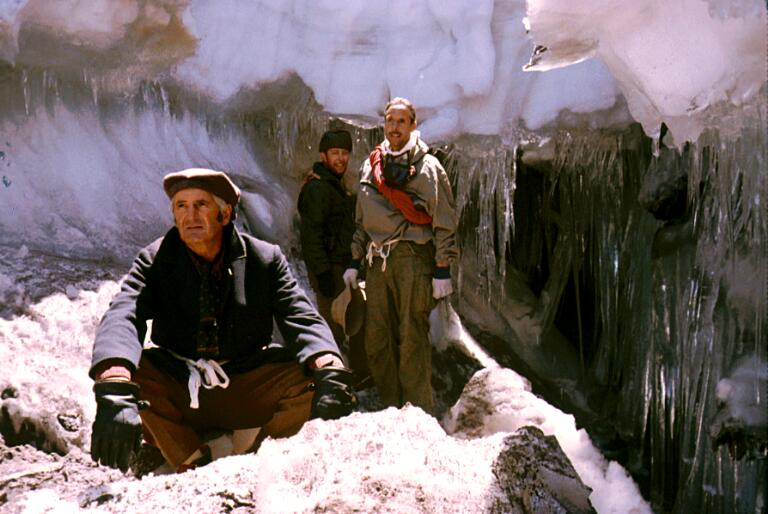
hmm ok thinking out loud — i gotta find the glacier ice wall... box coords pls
[451,117,766,512]
[542,124,766,513]
[524,0,767,145]
[0,0,629,259]
[0,68,312,259]
[0,0,626,140]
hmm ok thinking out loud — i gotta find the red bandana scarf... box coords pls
[370,146,432,225]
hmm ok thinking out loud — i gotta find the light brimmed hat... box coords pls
[331,283,366,337]
[163,168,241,207]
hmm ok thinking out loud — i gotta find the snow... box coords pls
[0,245,652,513]
[444,368,652,514]
[714,355,768,435]
[11,408,513,514]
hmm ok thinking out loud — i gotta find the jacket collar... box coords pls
[225,224,246,261]
[382,130,424,158]
[312,161,344,182]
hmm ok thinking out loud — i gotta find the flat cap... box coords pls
[163,168,241,206]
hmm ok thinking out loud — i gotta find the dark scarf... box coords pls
[188,240,230,359]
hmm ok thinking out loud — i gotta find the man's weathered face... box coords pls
[384,106,416,152]
[320,148,350,175]
[172,188,230,250]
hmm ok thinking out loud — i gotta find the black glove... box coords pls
[90,381,147,472]
[316,271,336,298]
[310,367,358,420]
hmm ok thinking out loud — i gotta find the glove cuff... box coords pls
[312,365,355,380]
[93,380,141,397]
[311,366,357,390]
[433,266,450,279]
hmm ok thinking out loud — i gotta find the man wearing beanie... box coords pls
[88,168,357,475]
[298,130,370,385]
[343,98,459,414]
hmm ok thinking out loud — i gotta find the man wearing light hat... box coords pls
[89,168,357,474]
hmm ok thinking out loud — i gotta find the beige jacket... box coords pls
[351,137,459,267]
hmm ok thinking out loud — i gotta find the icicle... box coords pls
[160,85,170,117]
[452,138,518,298]
[21,69,29,116]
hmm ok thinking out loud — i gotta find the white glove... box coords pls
[432,278,453,299]
[343,268,359,289]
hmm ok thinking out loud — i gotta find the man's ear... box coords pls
[219,204,233,224]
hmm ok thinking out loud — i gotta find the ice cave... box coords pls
[0,1,765,513]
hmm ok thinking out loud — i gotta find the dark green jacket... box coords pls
[90,225,339,376]
[297,162,356,275]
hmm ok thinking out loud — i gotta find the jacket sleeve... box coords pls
[268,244,341,366]
[298,182,332,275]
[350,160,371,261]
[428,159,459,265]
[90,245,155,377]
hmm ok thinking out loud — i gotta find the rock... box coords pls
[491,426,596,514]
[56,412,82,433]
[1,387,18,399]
[129,443,168,478]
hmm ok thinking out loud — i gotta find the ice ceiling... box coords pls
[2,0,762,144]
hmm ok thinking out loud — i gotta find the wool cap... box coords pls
[163,168,241,207]
[319,130,352,153]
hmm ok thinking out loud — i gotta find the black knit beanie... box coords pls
[319,130,353,153]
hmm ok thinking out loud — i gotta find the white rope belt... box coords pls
[167,349,230,409]
[366,239,401,272]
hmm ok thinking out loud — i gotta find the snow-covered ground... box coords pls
[0,243,651,513]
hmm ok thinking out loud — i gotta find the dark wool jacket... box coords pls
[297,162,356,275]
[90,225,339,377]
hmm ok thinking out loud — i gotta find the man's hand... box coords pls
[342,268,359,289]
[310,367,358,420]
[90,381,146,472]
[316,271,336,298]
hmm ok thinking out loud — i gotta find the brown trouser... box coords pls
[365,241,435,413]
[309,264,370,381]
[133,354,313,468]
